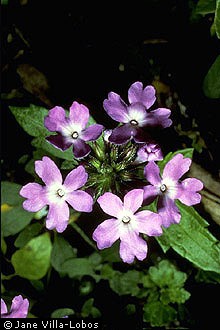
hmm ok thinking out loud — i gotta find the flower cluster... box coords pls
[20,81,203,263]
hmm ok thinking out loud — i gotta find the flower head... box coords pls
[20,156,93,233]
[1,295,29,318]
[135,142,163,163]
[143,154,203,228]
[103,81,172,145]
[44,101,103,158]
[92,189,162,263]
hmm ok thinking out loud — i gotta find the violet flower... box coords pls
[44,101,103,158]
[143,154,203,228]
[20,156,93,233]
[1,295,29,318]
[92,189,162,263]
[103,81,172,144]
[135,142,163,163]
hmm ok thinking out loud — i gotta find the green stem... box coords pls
[70,222,97,251]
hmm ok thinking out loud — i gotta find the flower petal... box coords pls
[64,165,88,191]
[20,183,47,212]
[146,108,172,127]
[44,106,66,132]
[158,196,181,228]
[119,230,147,263]
[72,139,91,158]
[178,178,203,206]
[127,103,148,125]
[66,190,93,212]
[1,299,8,315]
[97,192,123,217]
[163,154,191,181]
[92,218,120,249]
[69,101,89,129]
[46,202,69,233]
[135,210,162,236]
[46,134,72,151]
[81,124,104,141]
[123,189,143,213]
[103,92,129,123]
[144,161,161,185]
[137,143,163,162]
[108,124,132,145]
[9,295,29,318]
[35,156,62,185]
[128,82,156,109]
[143,185,159,205]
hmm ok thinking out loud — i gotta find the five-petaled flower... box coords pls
[20,156,93,233]
[1,295,29,318]
[103,81,172,145]
[92,189,162,263]
[143,154,203,228]
[44,101,104,158]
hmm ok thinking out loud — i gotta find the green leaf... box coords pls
[50,235,77,275]
[81,298,101,318]
[156,203,220,273]
[1,236,7,254]
[160,287,190,304]
[1,181,24,205]
[9,104,49,137]
[214,0,220,38]
[143,301,177,327]
[203,55,220,98]
[195,0,216,15]
[109,270,143,296]
[51,308,75,318]
[14,223,43,248]
[11,233,52,280]
[1,204,33,237]
[148,260,188,288]
[61,258,96,279]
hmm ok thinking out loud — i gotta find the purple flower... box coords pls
[1,295,29,318]
[92,189,162,263]
[44,101,104,158]
[103,81,172,145]
[135,142,163,163]
[20,156,93,233]
[143,154,203,228]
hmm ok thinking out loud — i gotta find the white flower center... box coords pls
[56,188,65,197]
[130,119,138,126]
[71,131,79,139]
[122,215,131,223]
[160,184,167,193]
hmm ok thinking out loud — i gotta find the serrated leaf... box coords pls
[9,104,49,137]
[109,270,142,296]
[81,298,101,318]
[203,55,220,98]
[160,287,190,304]
[156,203,220,273]
[11,233,52,280]
[143,301,177,327]
[148,260,187,288]
[51,235,77,274]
